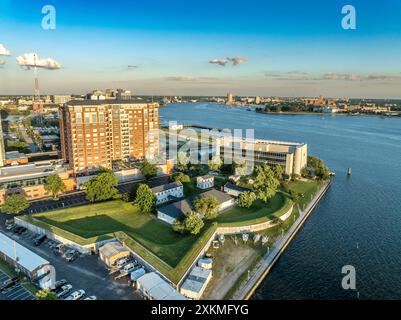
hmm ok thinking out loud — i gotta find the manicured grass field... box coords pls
[216,192,289,224]
[20,179,321,285]
[286,180,322,208]
[31,201,200,268]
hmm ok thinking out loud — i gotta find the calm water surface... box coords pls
[160,102,401,300]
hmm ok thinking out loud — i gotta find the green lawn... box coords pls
[30,201,200,268]
[216,192,290,225]
[286,180,322,208]
[19,180,312,285]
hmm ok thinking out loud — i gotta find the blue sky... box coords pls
[1,0,401,97]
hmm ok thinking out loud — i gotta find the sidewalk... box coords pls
[232,180,331,300]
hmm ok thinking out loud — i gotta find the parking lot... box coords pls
[0,271,36,301]
[1,227,142,300]
[22,174,170,215]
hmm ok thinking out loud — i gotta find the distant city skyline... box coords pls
[1,0,401,98]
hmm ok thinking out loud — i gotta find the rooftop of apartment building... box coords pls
[66,99,158,106]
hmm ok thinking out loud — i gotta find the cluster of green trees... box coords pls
[256,101,310,113]
[139,160,158,179]
[36,289,58,300]
[171,172,190,183]
[5,140,30,154]
[302,156,330,180]
[172,195,219,235]
[237,164,282,208]
[84,169,120,202]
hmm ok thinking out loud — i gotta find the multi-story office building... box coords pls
[0,161,76,204]
[59,100,159,174]
[216,137,307,176]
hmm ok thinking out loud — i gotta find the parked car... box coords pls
[121,262,136,274]
[13,226,23,234]
[33,234,46,246]
[115,257,129,269]
[54,279,67,291]
[18,227,27,235]
[84,296,97,300]
[64,250,79,262]
[5,224,15,231]
[53,244,65,256]
[0,277,19,292]
[57,284,72,298]
[64,289,85,300]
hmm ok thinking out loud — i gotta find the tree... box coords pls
[208,155,222,172]
[252,164,280,203]
[176,151,190,172]
[183,212,204,235]
[134,184,156,213]
[44,174,66,200]
[84,169,120,202]
[290,190,300,204]
[238,191,257,208]
[233,160,247,175]
[172,172,190,183]
[2,195,29,215]
[193,195,219,220]
[36,289,58,300]
[274,165,284,180]
[307,156,330,180]
[140,160,158,179]
[172,219,186,234]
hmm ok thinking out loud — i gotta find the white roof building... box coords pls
[180,266,212,300]
[0,232,56,289]
[136,272,186,300]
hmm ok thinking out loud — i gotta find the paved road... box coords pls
[0,271,36,301]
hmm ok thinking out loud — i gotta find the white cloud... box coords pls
[0,44,11,56]
[322,72,359,81]
[16,53,61,70]
[227,56,247,66]
[208,59,228,67]
[209,56,248,67]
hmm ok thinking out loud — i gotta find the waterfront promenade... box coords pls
[232,180,331,300]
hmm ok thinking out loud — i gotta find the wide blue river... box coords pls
[160,102,401,300]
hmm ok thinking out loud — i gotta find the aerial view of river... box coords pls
[160,102,401,299]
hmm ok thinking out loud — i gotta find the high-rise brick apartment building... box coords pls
[59,100,159,174]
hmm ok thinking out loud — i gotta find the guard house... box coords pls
[98,241,130,268]
[0,232,56,289]
[196,175,214,190]
[136,272,186,300]
[151,182,184,205]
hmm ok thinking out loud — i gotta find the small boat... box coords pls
[246,107,252,111]
[329,172,335,176]
[347,167,352,175]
